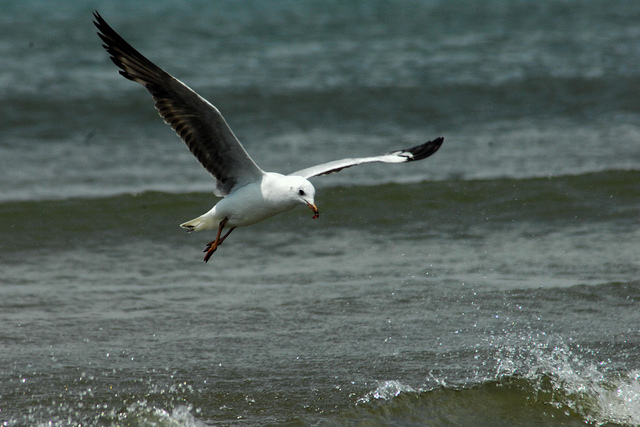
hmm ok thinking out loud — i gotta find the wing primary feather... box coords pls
[393,137,444,161]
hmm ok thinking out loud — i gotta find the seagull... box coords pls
[93,11,444,262]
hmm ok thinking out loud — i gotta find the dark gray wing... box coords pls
[93,11,264,196]
[289,137,444,179]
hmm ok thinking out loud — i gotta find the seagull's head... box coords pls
[289,176,319,219]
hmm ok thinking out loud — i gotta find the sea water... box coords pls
[1,1,639,425]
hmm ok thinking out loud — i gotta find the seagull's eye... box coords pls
[298,189,305,196]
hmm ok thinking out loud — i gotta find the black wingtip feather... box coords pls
[93,10,163,85]
[404,137,444,161]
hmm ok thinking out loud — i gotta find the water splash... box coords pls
[357,380,417,405]
[354,334,640,426]
[489,334,640,426]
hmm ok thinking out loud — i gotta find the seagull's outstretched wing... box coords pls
[93,11,264,197]
[289,137,444,179]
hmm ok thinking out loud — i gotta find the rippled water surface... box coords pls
[1,1,639,425]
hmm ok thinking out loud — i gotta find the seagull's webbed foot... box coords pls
[202,218,235,262]
[203,240,219,261]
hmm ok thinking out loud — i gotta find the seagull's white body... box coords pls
[93,12,443,261]
[182,173,315,231]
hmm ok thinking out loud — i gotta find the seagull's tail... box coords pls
[180,215,208,233]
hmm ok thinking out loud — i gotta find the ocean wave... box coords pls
[348,335,640,426]
[11,334,638,426]
[1,169,637,253]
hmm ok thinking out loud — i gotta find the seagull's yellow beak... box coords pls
[307,202,319,219]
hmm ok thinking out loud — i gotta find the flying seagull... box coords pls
[93,11,444,262]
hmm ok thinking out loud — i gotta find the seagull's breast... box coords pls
[215,178,299,227]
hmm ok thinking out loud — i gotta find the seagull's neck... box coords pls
[260,173,295,202]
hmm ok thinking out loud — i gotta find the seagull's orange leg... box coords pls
[203,220,225,261]
[203,218,236,262]
[218,227,236,245]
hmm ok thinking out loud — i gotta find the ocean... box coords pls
[1,1,639,426]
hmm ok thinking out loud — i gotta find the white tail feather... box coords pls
[180,215,207,232]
